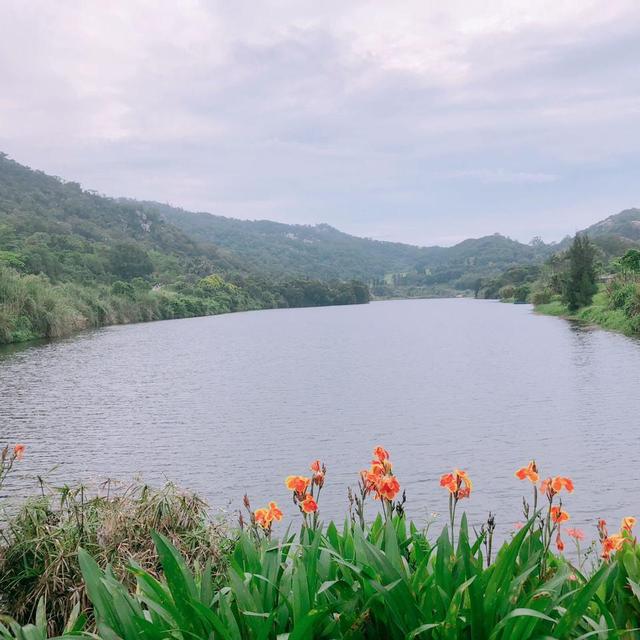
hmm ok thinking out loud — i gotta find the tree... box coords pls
[109,243,154,280]
[619,249,640,274]
[562,234,598,311]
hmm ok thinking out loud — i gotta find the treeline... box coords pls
[0,267,370,344]
[480,235,640,335]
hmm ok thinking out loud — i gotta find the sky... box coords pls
[1,1,640,246]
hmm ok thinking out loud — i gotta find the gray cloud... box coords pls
[1,0,639,245]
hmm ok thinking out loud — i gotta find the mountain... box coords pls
[137,201,553,293]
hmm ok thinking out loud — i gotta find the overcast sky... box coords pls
[1,1,639,246]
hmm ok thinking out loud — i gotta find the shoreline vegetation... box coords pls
[0,265,370,345]
[3,445,640,638]
[482,239,640,339]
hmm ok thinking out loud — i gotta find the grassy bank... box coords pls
[0,266,370,345]
[534,291,640,337]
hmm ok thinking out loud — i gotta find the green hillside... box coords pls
[0,154,370,344]
[139,201,553,294]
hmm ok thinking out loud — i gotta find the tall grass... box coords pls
[0,481,233,634]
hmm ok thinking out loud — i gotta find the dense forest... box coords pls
[140,201,555,294]
[0,154,369,344]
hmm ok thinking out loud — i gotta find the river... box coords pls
[2,299,639,539]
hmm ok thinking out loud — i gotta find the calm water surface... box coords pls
[2,299,640,537]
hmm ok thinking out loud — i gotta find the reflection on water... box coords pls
[2,299,640,537]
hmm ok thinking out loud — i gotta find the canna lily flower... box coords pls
[268,501,283,522]
[13,444,25,461]
[377,475,400,501]
[310,460,326,487]
[515,460,539,483]
[285,475,310,496]
[254,508,271,529]
[556,531,565,552]
[373,446,389,462]
[550,506,570,524]
[567,528,585,541]
[602,533,625,560]
[440,469,473,498]
[622,517,636,533]
[300,494,318,514]
[540,475,574,499]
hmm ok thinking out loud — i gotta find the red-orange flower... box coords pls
[268,501,283,522]
[13,444,25,461]
[550,506,570,524]
[556,531,565,552]
[285,475,310,495]
[310,460,325,487]
[373,446,390,462]
[300,494,318,514]
[440,469,472,499]
[254,508,270,529]
[602,533,625,560]
[540,475,574,498]
[377,475,400,501]
[622,517,636,533]
[515,460,538,483]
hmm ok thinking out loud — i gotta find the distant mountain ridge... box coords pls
[135,200,556,289]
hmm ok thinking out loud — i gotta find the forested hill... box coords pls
[0,153,243,284]
[137,200,553,292]
[0,154,370,345]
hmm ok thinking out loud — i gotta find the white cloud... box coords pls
[0,0,639,245]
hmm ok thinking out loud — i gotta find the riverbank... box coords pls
[534,291,640,337]
[0,266,370,345]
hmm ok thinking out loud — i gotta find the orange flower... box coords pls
[622,517,636,533]
[310,460,325,487]
[300,494,318,514]
[440,469,472,498]
[515,460,538,483]
[285,475,310,495]
[377,475,400,501]
[567,528,585,541]
[602,533,625,560]
[254,508,271,529]
[268,501,283,522]
[540,475,574,498]
[550,506,570,524]
[556,531,565,552]
[373,446,390,462]
[13,444,25,461]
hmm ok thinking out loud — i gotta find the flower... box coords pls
[622,517,636,533]
[377,475,400,501]
[540,476,574,498]
[285,475,310,496]
[602,533,625,560]
[567,528,585,541]
[515,460,538,483]
[373,446,390,462]
[300,494,318,514]
[254,508,271,529]
[440,469,473,498]
[268,501,283,522]
[513,521,524,531]
[310,460,325,487]
[13,444,25,461]
[556,531,565,552]
[550,506,570,524]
